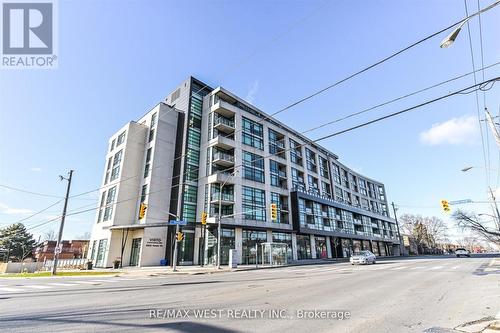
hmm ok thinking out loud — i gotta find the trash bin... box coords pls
[160,259,168,266]
[87,261,93,270]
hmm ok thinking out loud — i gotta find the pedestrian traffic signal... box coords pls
[176,231,184,242]
[440,200,451,213]
[270,203,278,221]
[201,211,207,225]
[139,203,147,219]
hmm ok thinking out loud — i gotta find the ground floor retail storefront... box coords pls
[88,223,400,268]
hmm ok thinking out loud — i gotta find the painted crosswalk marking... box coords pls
[451,266,459,270]
[410,267,424,270]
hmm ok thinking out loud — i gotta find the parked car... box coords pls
[455,248,471,257]
[350,250,376,265]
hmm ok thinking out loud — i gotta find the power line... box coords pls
[0,184,63,199]
[10,199,63,225]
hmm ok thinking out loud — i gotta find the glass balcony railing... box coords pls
[210,193,234,202]
[213,152,234,163]
[214,116,234,128]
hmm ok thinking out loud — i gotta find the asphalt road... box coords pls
[0,254,499,333]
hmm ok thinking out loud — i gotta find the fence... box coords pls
[43,258,88,271]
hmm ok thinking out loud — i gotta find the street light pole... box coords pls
[52,170,74,276]
[216,170,238,270]
[391,202,404,256]
[169,212,180,272]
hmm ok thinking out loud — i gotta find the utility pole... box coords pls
[52,170,74,275]
[391,202,404,256]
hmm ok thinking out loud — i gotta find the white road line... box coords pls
[0,287,23,292]
[72,281,101,285]
[451,266,460,270]
[392,266,408,270]
[46,283,79,287]
[410,267,424,270]
[23,285,52,289]
[339,268,352,271]
[430,266,443,270]
[89,279,119,283]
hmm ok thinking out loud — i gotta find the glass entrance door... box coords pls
[129,238,142,266]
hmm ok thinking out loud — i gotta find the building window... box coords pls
[148,129,155,142]
[332,164,341,184]
[110,150,123,181]
[103,186,117,221]
[151,112,157,128]
[97,191,106,223]
[291,168,305,191]
[183,184,197,203]
[117,131,126,146]
[289,139,302,165]
[272,232,292,261]
[242,230,267,265]
[104,156,112,184]
[308,175,319,194]
[296,235,312,260]
[269,160,286,189]
[268,129,285,159]
[305,148,317,173]
[242,117,264,150]
[321,181,331,198]
[242,151,264,183]
[359,179,367,196]
[144,148,152,178]
[140,184,147,203]
[319,156,329,178]
[110,139,116,152]
[242,186,266,221]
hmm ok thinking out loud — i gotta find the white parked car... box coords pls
[350,250,376,265]
[455,248,471,257]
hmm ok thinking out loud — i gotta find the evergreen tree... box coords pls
[0,223,37,262]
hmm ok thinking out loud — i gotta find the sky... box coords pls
[0,0,499,243]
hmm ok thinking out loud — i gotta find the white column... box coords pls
[310,234,317,259]
[326,236,332,259]
[235,227,243,264]
[291,233,298,260]
[193,226,201,265]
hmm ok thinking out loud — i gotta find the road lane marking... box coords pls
[72,281,101,285]
[46,283,79,287]
[23,285,53,289]
[89,279,119,283]
[392,266,408,270]
[451,266,459,270]
[0,287,23,292]
[430,266,443,270]
[410,267,424,270]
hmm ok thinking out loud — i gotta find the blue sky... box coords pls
[0,0,499,242]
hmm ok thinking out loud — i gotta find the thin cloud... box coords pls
[419,116,479,146]
[30,167,42,172]
[245,80,259,104]
[0,202,33,215]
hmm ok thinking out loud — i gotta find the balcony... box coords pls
[278,170,287,179]
[209,136,235,150]
[214,116,235,133]
[207,172,235,185]
[212,152,235,167]
[211,100,236,118]
[210,193,234,205]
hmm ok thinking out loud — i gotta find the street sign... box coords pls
[168,220,187,225]
[449,199,473,205]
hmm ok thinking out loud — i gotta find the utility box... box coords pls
[229,249,238,269]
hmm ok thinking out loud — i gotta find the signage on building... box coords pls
[168,220,187,225]
[145,238,163,248]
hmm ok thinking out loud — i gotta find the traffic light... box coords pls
[139,203,147,219]
[270,203,278,221]
[176,231,184,242]
[201,211,207,225]
[440,200,451,213]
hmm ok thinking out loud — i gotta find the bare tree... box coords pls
[452,209,500,245]
[398,214,448,254]
[43,229,57,241]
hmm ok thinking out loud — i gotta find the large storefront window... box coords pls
[352,240,362,253]
[296,235,311,260]
[315,236,327,259]
[372,241,380,256]
[362,240,371,252]
[179,232,194,264]
[242,186,266,221]
[242,230,267,265]
[379,243,387,256]
[341,238,352,258]
[204,228,235,265]
[272,232,292,262]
